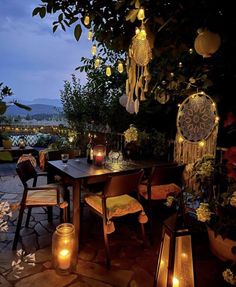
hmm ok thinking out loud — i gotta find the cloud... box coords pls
[0,0,90,101]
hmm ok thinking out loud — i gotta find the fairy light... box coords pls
[117,61,124,73]
[84,15,90,26]
[88,30,93,40]
[178,135,184,143]
[199,140,205,147]
[91,44,97,56]
[94,58,100,68]
[106,66,112,77]
[137,27,146,40]
[215,116,220,123]
[137,8,145,20]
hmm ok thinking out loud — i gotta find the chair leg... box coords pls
[103,223,111,269]
[12,205,25,250]
[47,206,53,223]
[25,207,32,227]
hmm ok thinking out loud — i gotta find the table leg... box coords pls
[72,180,81,252]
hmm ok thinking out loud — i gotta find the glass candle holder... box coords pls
[52,223,77,275]
[93,145,106,166]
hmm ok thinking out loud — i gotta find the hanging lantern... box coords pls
[91,44,97,56]
[137,8,145,21]
[84,15,90,26]
[154,213,195,287]
[94,58,100,68]
[106,66,112,77]
[52,223,77,275]
[117,61,124,73]
[88,30,93,40]
[119,94,128,107]
[194,28,221,58]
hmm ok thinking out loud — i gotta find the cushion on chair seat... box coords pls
[138,183,181,200]
[84,193,144,219]
[26,189,58,205]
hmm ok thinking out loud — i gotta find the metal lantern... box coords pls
[52,223,77,275]
[194,28,221,58]
[93,144,106,166]
[154,214,195,287]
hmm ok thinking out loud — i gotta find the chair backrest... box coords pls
[104,169,144,197]
[16,160,37,188]
[150,164,185,187]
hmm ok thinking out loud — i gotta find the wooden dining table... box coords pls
[47,157,162,251]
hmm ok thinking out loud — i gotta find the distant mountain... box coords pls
[6,104,63,116]
[22,98,62,107]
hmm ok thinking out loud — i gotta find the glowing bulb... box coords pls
[189,48,193,54]
[106,66,112,77]
[199,140,205,147]
[137,8,145,20]
[88,30,93,40]
[178,62,183,68]
[94,58,100,68]
[177,103,181,107]
[212,102,216,107]
[91,44,97,55]
[215,116,220,123]
[84,15,90,26]
[117,62,124,73]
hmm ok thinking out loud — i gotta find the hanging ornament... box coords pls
[94,58,100,68]
[88,30,93,40]
[84,15,90,26]
[91,44,97,56]
[117,61,124,73]
[126,97,135,114]
[194,28,221,58]
[106,66,112,77]
[137,8,145,21]
[119,94,128,107]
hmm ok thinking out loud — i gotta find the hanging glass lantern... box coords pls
[154,214,195,287]
[91,44,97,56]
[94,58,100,68]
[117,61,124,73]
[137,8,145,21]
[88,30,93,40]
[106,66,112,77]
[52,223,77,275]
[84,15,90,26]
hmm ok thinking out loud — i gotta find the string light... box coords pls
[88,30,93,40]
[84,15,90,26]
[91,44,97,56]
[106,66,112,77]
[137,8,145,20]
[117,61,124,73]
[94,58,100,68]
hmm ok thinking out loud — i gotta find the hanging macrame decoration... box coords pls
[174,92,219,190]
[126,24,152,114]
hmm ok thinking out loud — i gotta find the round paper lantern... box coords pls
[194,29,221,58]
[119,94,128,107]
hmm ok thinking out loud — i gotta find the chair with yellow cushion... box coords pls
[12,160,68,250]
[84,169,148,268]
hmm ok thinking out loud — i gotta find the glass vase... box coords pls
[52,223,77,275]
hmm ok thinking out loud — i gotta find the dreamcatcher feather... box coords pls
[174,92,219,191]
[126,25,152,114]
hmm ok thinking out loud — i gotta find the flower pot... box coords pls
[2,139,12,149]
[207,227,236,262]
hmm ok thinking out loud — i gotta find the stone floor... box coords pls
[0,174,227,287]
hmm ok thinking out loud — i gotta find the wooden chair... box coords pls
[84,169,148,268]
[138,164,185,240]
[12,160,68,250]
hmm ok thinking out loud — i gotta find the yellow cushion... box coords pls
[84,193,143,220]
[138,183,181,200]
[26,189,58,205]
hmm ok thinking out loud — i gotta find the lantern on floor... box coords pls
[194,28,221,58]
[154,214,195,287]
[93,144,106,166]
[52,223,77,275]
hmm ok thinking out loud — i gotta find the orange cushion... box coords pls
[138,183,181,200]
[26,189,58,206]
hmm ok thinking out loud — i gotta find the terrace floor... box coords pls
[0,170,227,287]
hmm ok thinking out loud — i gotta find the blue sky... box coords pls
[0,0,90,104]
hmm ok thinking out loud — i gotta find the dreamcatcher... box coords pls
[174,92,219,189]
[125,24,152,114]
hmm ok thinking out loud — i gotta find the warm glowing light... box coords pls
[91,44,97,55]
[178,62,183,68]
[94,58,100,68]
[68,136,74,143]
[178,136,184,143]
[135,27,140,35]
[84,15,90,26]
[199,140,205,147]
[212,102,216,107]
[137,8,145,20]
[173,277,179,287]
[189,48,193,54]
[215,116,220,123]
[177,103,181,107]
[137,28,146,40]
[181,252,188,259]
[58,249,71,270]
[117,62,124,73]
[88,30,93,40]
[106,66,112,77]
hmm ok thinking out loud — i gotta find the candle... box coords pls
[95,152,103,165]
[173,277,179,287]
[58,249,71,270]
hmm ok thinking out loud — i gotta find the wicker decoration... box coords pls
[174,92,219,190]
[125,24,152,114]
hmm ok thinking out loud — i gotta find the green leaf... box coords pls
[39,7,46,18]
[13,102,32,111]
[53,25,58,33]
[32,7,41,17]
[58,13,63,22]
[74,24,82,41]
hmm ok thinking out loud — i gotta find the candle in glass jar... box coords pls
[95,152,103,165]
[58,249,71,270]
